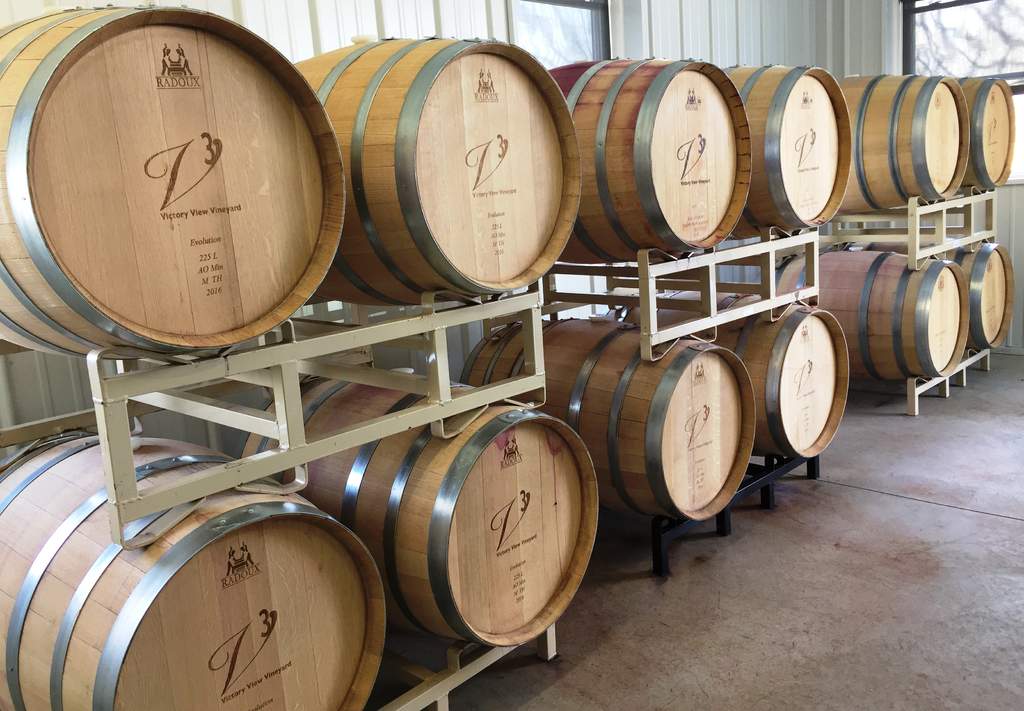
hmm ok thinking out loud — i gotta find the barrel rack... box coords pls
[542,227,820,360]
[824,190,997,415]
[652,454,820,577]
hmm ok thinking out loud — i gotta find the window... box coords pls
[903,0,1024,179]
[513,0,610,69]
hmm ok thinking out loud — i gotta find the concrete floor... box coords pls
[379,353,1024,710]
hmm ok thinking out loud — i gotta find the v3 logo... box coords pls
[490,489,530,552]
[208,608,278,696]
[144,132,223,210]
[685,404,711,449]
[465,134,510,190]
[677,133,707,183]
[795,128,817,168]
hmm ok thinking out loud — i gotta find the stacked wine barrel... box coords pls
[726,65,852,235]
[297,39,581,304]
[624,298,850,458]
[840,75,970,212]
[779,251,970,380]
[548,59,751,261]
[959,78,1016,190]
[0,435,385,711]
[462,319,756,520]
[0,8,343,356]
[243,381,599,646]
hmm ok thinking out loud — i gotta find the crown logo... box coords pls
[501,433,523,468]
[156,42,200,89]
[685,88,701,110]
[694,362,706,383]
[475,68,498,103]
[801,90,812,108]
[801,323,810,340]
[221,542,262,589]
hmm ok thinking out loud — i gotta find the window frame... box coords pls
[901,0,1024,94]
[514,0,611,63]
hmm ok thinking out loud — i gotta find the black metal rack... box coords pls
[651,454,820,576]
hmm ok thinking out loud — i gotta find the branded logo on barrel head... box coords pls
[795,359,814,397]
[685,89,701,111]
[475,68,498,102]
[491,489,531,552]
[795,128,817,169]
[466,134,509,191]
[801,90,813,109]
[156,43,200,89]
[801,323,810,340]
[694,362,706,384]
[678,133,707,184]
[145,131,223,211]
[221,542,262,588]
[501,432,523,468]
[686,404,711,449]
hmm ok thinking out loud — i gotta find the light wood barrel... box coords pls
[778,251,970,379]
[0,9,343,357]
[866,241,1015,351]
[463,319,756,520]
[0,435,384,711]
[954,243,1015,349]
[297,39,580,305]
[548,59,751,262]
[726,66,851,235]
[244,382,598,646]
[840,75,969,212]
[959,78,1016,189]
[623,298,849,458]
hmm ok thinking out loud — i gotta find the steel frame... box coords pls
[825,191,996,269]
[77,289,546,547]
[904,347,992,416]
[543,228,820,360]
[377,626,556,711]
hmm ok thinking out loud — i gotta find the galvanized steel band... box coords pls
[967,79,997,189]
[910,76,945,200]
[857,252,891,380]
[914,259,947,376]
[891,264,915,378]
[888,75,916,201]
[396,40,498,295]
[0,440,98,518]
[957,243,997,348]
[607,351,646,514]
[316,39,384,102]
[565,59,618,262]
[762,66,809,227]
[764,309,809,458]
[852,75,886,211]
[567,327,629,431]
[595,60,649,254]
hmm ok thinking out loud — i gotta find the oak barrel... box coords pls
[726,66,851,235]
[0,435,384,711]
[959,78,1016,189]
[463,319,756,520]
[839,75,969,212]
[778,251,970,379]
[866,241,1015,351]
[624,299,849,458]
[244,383,598,646]
[0,9,344,356]
[297,39,580,305]
[548,59,751,261]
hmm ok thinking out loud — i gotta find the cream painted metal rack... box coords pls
[378,626,556,711]
[824,190,996,269]
[542,228,820,360]
[75,288,546,548]
[825,191,997,416]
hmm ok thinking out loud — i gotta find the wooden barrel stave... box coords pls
[840,75,969,213]
[550,59,751,261]
[299,39,580,305]
[0,9,344,356]
[779,251,970,379]
[959,78,1015,189]
[727,65,851,235]
[1,435,384,711]
[464,319,756,520]
[243,382,598,647]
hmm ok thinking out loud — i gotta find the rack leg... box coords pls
[953,366,967,387]
[760,482,776,510]
[906,378,919,416]
[651,516,670,577]
[981,350,992,372]
[939,377,951,398]
[536,625,557,661]
[715,509,731,536]
[806,456,820,480]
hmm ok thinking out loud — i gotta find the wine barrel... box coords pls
[0,9,343,357]
[959,78,1016,189]
[0,435,384,711]
[297,39,580,305]
[954,243,1015,349]
[840,75,969,212]
[866,241,1015,351]
[623,298,849,458]
[726,66,851,235]
[463,319,756,520]
[243,382,598,646]
[547,59,751,262]
[778,251,970,379]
